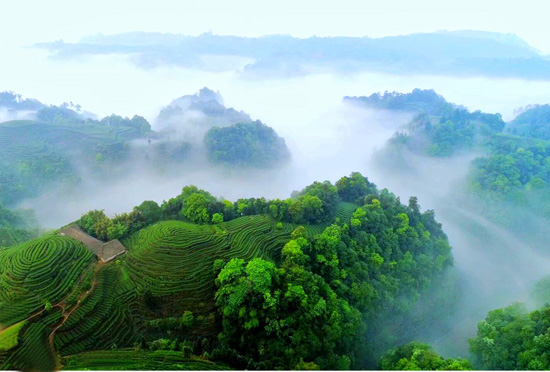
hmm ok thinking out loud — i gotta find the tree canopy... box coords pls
[205,120,290,167]
[379,342,472,370]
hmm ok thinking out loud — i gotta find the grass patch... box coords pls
[0,320,26,351]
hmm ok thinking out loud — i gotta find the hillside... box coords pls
[506,104,550,140]
[0,173,453,370]
[364,89,550,249]
[0,115,149,206]
[205,121,290,167]
[155,88,289,167]
[0,89,290,208]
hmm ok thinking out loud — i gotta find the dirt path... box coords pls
[47,261,104,370]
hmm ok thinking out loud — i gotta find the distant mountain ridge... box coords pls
[35,30,550,80]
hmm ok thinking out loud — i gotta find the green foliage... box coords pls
[0,236,94,326]
[472,139,550,195]
[347,89,456,116]
[135,201,161,225]
[0,109,150,206]
[295,358,320,370]
[507,104,550,140]
[0,204,37,247]
[336,172,377,203]
[427,119,475,156]
[468,136,550,232]
[214,180,453,369]
[1,172,454,371]
[0,321,26,351]
[182,193,212,224]
[178,186,220,224]
[469,301,550,370]
[379,342,472,370]
[181,311,194,328]
[376,90,504,157]
[469,303,534,370]
[61,349,229,370]
[215,254,362,369]
[290,180,340,223]
[211,213,223,224]
[205,120,290,167]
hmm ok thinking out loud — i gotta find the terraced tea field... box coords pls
[0,120,144,205]
[0,235,94,326]
[119,215,316,317]
[62,350,230,370]
[0,207,356,370]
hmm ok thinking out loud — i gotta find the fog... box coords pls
[0,108,35,122]
[4,46,550,121]
[21,102,410,228]
[5,43,550,360]
[368,147,550,357]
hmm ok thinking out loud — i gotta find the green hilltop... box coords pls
[0,172,453,370]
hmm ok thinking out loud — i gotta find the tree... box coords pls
[212,213,224,224]
[134,200,161,225]
[380,342,472,370]
[181,311,194,329]
[214,240,363,369]
[182,193,211,224]
[336,172,376,203]
[78,210,107,235]
[205,121,290,167]
[469,303,535,370]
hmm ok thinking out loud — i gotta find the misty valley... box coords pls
[2,26,550,371]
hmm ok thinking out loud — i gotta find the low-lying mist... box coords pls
[4,46,550,121]
[368,146,550,358]
[20,103,411,228]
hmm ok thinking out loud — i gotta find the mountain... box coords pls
[35,31,550,80]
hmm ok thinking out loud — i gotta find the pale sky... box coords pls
[1,0,549,53]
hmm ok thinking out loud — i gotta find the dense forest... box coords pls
[350,89,550,247]
[0,172,457,370]
[205,121,290,167]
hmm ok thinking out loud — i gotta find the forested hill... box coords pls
[156,87,252,130]
[0,105,151,206]
[344,89,459,117]
[0,172,456,370]
[154,88,290,168]
[362,89,550,248]
[506,104,550,140]
[0,89,290,207]
[469,275,550,370]
[348,88,505,157]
